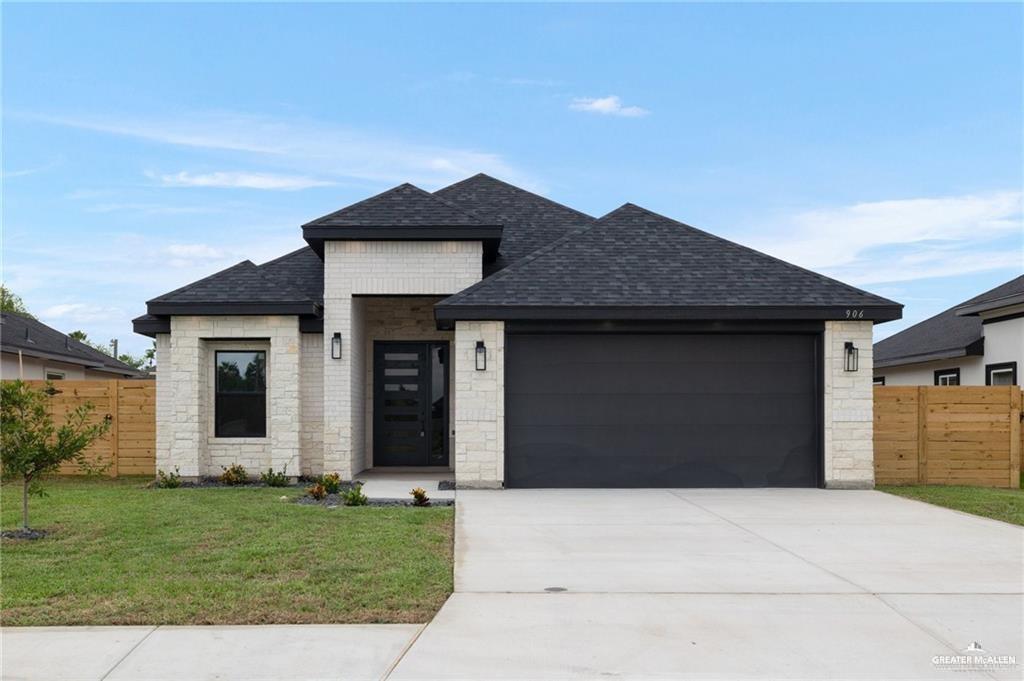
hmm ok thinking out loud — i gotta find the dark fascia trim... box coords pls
[933,367,961,385]
[133,316,171,337]
[846,337,985,369]
[147,302,320,316]
[299,317,324,333]
[303,225,503,258]
[505,319,826,334]
[1,346,100,369]
[955,292,1024,317]
[985,361,1018,386]
[982,310,1024,325]
[435,304,902,329]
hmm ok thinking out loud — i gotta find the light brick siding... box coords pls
[823,320,875,488]
[363,297,454,467]
[322,241,482,478]
[161,316,301,479]
[453,321,505,488]
[300,333,324,476]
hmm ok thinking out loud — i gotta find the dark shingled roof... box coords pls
[875,275,1024,368]
[2,311,144,376]
[305,183,493,229]
[436,203,901,320]
[257,246,325,305]
[434,173,595,273]
[147,260,319,315]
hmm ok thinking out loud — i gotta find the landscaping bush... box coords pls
[321,472,342,494]
[410,487,431,507]
[342,483,368,506]
[306,482,327,500]
[155,468,182,489]
[260,467,289,487]
[219,464,249,486]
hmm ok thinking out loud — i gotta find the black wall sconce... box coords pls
[475,341,487,371]
[331,332,342,360]
[844,342,859,372]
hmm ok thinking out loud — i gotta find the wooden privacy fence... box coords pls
[874,386,1022,488]
[9,380,156,477]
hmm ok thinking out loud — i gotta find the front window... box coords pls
[986,362,1017,386]
[215,351,266,437]
[45,370,66,380]
[873,376,885,386]
[934,368,960,386]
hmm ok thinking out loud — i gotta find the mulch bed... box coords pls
[294,494,454,508]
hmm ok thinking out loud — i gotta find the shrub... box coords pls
[410,487,431,507]
[342,483,368,506]
[155,468,182,489]
[219,464,249,486]
[260,467,289,487]
[306,482,327,500]
[1,380,111,530]
[321,472,342,494]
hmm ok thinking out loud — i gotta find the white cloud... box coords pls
[41,303,124,324]
[27,111,537,190]
[85,202,219,215]
[745,191,1023,285]
[569,95,649,118]
[152,170,336,191]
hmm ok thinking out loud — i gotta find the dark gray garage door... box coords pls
[505,333,820,488]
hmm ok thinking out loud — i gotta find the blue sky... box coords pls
[3,3,1021,356]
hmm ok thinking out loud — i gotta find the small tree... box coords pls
[1,381,111,530]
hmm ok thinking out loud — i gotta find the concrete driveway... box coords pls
[393,489,1023,680]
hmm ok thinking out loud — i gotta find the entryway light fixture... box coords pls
[331,332,342,360]
[475,341,487,371]
[844,342,858,372]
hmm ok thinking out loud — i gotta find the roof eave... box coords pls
[302,225,503,259]
[874,337,985,368]
[146,302,321,316]
[955,292,1024,317]
[435,303,903,328]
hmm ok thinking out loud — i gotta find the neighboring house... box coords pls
[134,175,902,489]
[874,275,1024,387]
[1,311,145,380]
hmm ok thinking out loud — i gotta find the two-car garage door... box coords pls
[505,333,821,488]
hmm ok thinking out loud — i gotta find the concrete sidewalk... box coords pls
[1,624,421,681]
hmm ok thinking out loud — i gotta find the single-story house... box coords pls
[134,175,902,489]
[1,311,145,380]
[874,274,1023,387]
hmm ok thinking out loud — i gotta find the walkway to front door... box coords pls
[373,341,449,467]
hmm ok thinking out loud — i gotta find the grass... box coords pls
[878,483,1024,526]
[1,477,454,626]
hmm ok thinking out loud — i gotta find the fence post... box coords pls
[916,386,928,484]
[110,380,120,478]
[1010,387,1021,489]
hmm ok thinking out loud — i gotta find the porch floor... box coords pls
[354,468,455,501]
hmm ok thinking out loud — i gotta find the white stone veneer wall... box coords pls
[824,320,875,488]
[322,241,481,479]
[300,333,324,476]
[162,315,301,478]
[453,321,505,488]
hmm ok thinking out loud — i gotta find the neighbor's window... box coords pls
[934,368,960,386]
[985,362,1017,386]
[873,376,885,386]
[215,351,266,437]
[45,371,65,380]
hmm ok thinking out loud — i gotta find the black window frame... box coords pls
[985,362,1017,386]
[873,376,885,386]
[933,368,960,386]
[214,350,267,438]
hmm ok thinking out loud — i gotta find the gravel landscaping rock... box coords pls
[1,528,48,540]
[438,480,456,491]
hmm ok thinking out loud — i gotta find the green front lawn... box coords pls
[878,484,1024,526]
[1,477,454,626]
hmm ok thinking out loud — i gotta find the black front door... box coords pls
[373,342,449,467]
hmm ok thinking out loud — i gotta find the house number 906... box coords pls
[845,309,865,319]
